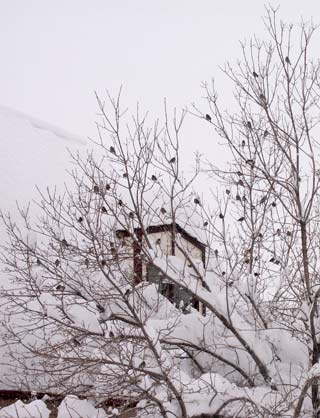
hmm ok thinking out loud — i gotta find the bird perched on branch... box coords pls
[151,174,157,181]
[194,197,200,205]
[253,71,259,78]
[205,114,212,121]
[285,56,291,65]
[109,146,116,154]
[169,157,176,164]
[160,207,167,215]
[61,238,69,247]
[246,121,252,130]
[237,216,245,222]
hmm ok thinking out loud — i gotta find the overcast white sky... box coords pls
[0,1,319,150]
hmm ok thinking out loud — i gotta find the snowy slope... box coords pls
[0,105,86,216]
[0,105,86,390]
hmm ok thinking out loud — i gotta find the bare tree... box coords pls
[2,7,320,418]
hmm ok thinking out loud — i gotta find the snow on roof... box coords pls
[117,222,206,250]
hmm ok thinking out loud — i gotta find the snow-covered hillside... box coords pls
[0,105,86,216]
[0,105,86,390]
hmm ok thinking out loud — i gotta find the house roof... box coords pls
[116,222,206,251]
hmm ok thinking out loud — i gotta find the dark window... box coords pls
[147,264,199,314]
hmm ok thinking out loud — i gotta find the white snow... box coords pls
[57,395,108,418]
[0,105,86,390]
[0,399,50,418]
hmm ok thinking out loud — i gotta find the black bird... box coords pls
[56,284,65,291]
[221,271,226,276]
[61,238,68,247]
[123,173,128,178]
[236,171,243,176]
[129,212,134,219]
[253,71,259,78]
[73,338,81,346]
[205,114,212,122]
[219,213,224,219]
[226,189,231,195]
[258,233,263,239]
[286,231,292,237]
[214,249,219,257]
[269,257,276,263]
[271,201,276,207]
[78,216,83,223]
[274,260,280,265]
[263,130,269,137]
[36,258,41,266]
[101,206,107,213]
[169,157,176,164]
[259,93,266,102]
[100,259,106,267]
[156,238,161,245]
[93,185,100,194]
[138,360,146,369]
[118,199,123,207]
[194,198,200,205]
[246,121,252,130]
[276,228,281,236]
[96,304,105,313]
[105,184,111,191]
[236,194,241,201]
[242,195,247,202]
[260,196,267,205]
[246,159,254,166]
[238,179,244,186]
[254,272,260,277]
[237,216,245,222]
[54,259,60,267]
[241,140,246,148]
[109,331,115,338]
[285,56,291,65]
[109,146,116,154]
[124,289,130,298]
[160,207,167,215]
[84,258,89,268]
[151,175,157,181]
[203,221,208,227]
